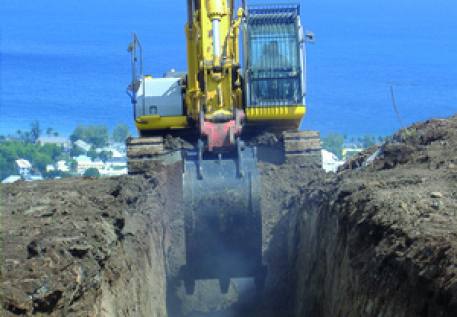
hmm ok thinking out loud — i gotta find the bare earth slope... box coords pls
[0,174,169,316]
[290,115,457,316]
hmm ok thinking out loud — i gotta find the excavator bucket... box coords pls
[181,144,266,294]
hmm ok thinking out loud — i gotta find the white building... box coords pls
[46,160,70,173]
[26,175,43,182]
[91,146,128,176]
[322,149,344,173]
[2,175,21,184]
[56,160,70,172]
[96,146,126,159]
[342,147,364,161]
[38,137,71,151]
[46,164,56,173]
[16,159,32,177]
[99,167,128,177]
[110,142,127,153]
[74,155,104,175]
[74,140,92,152]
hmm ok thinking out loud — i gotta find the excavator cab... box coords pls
[245,4,305,108]
[243,4,309,130]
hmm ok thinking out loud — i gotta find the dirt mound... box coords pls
[0,174,171,316]
[289,115,457,316]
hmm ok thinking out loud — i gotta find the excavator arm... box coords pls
[185,0,245,151]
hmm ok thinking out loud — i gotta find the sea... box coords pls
[1,0,456,138]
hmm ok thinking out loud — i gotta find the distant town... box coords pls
[0,122,130,184]
[0,121,385,184]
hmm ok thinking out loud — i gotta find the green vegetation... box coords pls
[358,135,377,148]
[84,168,100,178]
[45,127,59,137]
[87,148,113,163]
[70,125,109,148]
[0,122,69,180]
[322,133,345,159]
[69,160,78,173]
[14,121,42,143]
[43,170,72,179]
[323,133,387,159]
[98,151,113,163]
[0,122,132,181]
[0,141,65,179]
[112,124,131,143]
[70,146,85,158]
[30,121,42,143]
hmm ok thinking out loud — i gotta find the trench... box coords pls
[153,159,326,317]
[116,134,457,317]
[145,151,457,317]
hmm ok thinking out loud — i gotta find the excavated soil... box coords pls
[1,115,457,316]
[292,116,457,316]
[0,162,181,317]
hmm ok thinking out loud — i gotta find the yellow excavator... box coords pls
[126,0,321,294]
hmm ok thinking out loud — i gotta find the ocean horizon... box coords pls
[1,0,456,138]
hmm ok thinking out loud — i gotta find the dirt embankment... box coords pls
[287,116,457,316]
[1,115,457,317]
[0,163,181,316]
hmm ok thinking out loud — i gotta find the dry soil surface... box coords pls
[1,115,457,317]
[288,115,457,316]
[1,171,173,316]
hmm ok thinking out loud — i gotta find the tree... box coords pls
[57,152,71,162]
[70,126,83,143]
[0,155,16,180]
[16,130,33,143]
[33,152,52,174]
[0,140,64,179]
[112,124,131,143]
[70,146,85,158]
[99,151,113,163]
[69,160,78,173]
[70,125,109,148]
[357,135,377,148]
[30,121,42,143]
[84,168,100,178]
[41,144,63,161]
[45,128,59,137]
[87,148,98,160]
[322,133,345,159]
